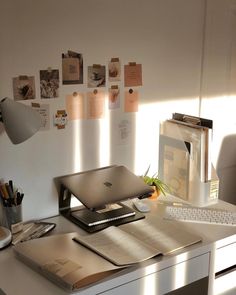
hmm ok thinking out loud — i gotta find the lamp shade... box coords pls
[0,98,42,144]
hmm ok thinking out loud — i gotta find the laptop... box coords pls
[59,165,153,209]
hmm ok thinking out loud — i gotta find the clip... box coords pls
[93,64,101,69]
[19,75,29,80]
[111,58,119,62]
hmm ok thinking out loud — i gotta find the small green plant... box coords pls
[141,166,170,196]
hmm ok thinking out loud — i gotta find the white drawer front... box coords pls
[215,243,236,273]
[100,253,209,295]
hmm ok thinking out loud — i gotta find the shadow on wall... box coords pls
[216,134,236,205]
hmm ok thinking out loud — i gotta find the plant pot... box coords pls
[148,186,161,200]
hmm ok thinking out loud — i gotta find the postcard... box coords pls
[108,86,120,110]
[13,76,36,100]
[88,65,106,88]
[62,50,83,84]
[108,58,121,82]
[40,69,59,99]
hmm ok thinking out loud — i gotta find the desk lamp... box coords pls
[0,97,42,248]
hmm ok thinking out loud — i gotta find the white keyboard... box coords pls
[164,206,236,226]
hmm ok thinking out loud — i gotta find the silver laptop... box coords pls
[59,165,153,209]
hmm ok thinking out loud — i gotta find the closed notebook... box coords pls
[14,232,123,292]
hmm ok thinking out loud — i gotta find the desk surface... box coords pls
[0,198,235,295]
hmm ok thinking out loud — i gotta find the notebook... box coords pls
[59,165,153,209]
[14,232,123,292]
[14,217,202,291]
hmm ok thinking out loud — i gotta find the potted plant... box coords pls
[141,166,170,198]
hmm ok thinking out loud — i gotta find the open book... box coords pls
[73,216,202,266]
[14,217,201,291]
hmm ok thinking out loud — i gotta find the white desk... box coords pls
[0,199,235,295]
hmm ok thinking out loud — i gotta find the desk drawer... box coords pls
[100,253,209,295]
[215,243,236,273]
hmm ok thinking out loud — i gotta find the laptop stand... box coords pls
[59,184,145,233]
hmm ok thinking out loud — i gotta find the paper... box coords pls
[32,103,50,130]
[108,58,121,82]
[87,91,105,119]
[117,119,131,145]
[13,76,36,100]
[124,89,138,112]
[73,226,159,266]
[88,65,106,88]
[124,63,142,87]
[73,218,201,266]
[119,217,201,255]
[66,93,85,120]
[40,69,59,98]
[62,50,83,84]
[159,135,191,200]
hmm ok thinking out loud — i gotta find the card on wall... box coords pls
[54,110,68,129]
[31,103,50,130]
[124,62,142,87]
[13,76,36,100]
[124,89,139,112]
[66,92,85,120]
[87,64,106,88]
[108,85,120,110]
[87,90,105,119]
[62,50,83,85]
[108,58,121,82]
[40,68,59,99]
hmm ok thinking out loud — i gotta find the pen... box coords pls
[9,180,14,192]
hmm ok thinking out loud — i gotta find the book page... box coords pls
[119,217,201,255]
[73,226,161,266]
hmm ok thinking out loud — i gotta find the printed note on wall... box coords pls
[66,92,85,120]
[124,89,138,112]
[124,63,142,87]
[87,90,105,119]
[31,103,50,130]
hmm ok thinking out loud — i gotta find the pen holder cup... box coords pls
[4,205,23,234]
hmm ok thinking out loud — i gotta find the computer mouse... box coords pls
[133,199,151,213]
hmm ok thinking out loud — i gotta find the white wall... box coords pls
[201,0,236,204]
[0,0,206,220]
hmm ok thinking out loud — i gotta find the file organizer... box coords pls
[158,115,219,207]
